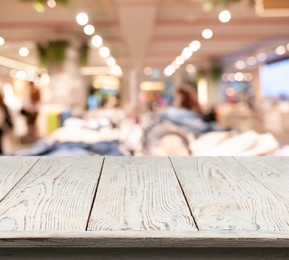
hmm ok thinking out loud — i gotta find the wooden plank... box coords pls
[170,157,289,231]
[88,157,196,231]
[1,230,289,248]
[0,157,103,231]
[0,157,39,201]
[235,157,289,205]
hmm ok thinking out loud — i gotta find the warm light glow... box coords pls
[84,24,95,35]
[275,45,286,55]
[99,46,110,58]
[246,56,257,66]
[0,36,5,46]
[91,35,103,48]
[202,29,213,39]
[228,73,235,82]
[185,64,196,74]
[106,57,116,67]
[47,0,56,8]
[40,73,50,85]
[221,73,228,82]
[111,65,123,77]
[287,43,289,51]
[219,10,231,23]
[189,40,201,52]
[197,79,208,106]
[93,75,120,90]
[140,81,165,91]
[234,72,244,82]
[244,73,253,82]
[257,52,267,62]
[76,12,89,26]
[176,56,185,65]
[164,65,175,77]
[16,70,26,80]
[181,47,193,59]
[235,60,246,70]
[144,66,153,75]
[18,47,30,57]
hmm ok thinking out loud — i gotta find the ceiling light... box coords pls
[235,60,246,70]
[246,56,257,66]
[189,40,201,52]
[221,73,229,82]
[234,72,244,82]
[202,29,213,39]
[16,70,26,80]
[257,52,267,62]
[164,65,175,77]
[144,66,153,75]
[99,46,110,58]
[228,73,235,82]
[172,61,180,69]
[84,24,95,35]
[0,36,5,46]
[111,65,123,77]
[185,64,196,74]
[176,56,185,65]
[275,45,286,56]
[18,47,30,57]
[106,57,116,67]
[219,10,231,23]
[91,35,103,48]
[47,0,56,8]
[181,47,193,59]
[76,12,89,26]
[244,73,253,82]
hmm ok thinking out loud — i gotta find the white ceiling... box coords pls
[0,0,289,76]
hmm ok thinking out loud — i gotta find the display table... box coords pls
[0,156,289,258]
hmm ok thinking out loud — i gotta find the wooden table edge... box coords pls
[1,231,289,248]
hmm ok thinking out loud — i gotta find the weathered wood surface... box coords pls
[88,157,196,231]
[0,157,103,231]
[0,157,39,201]
[170,157,289,231]
[235,157,289,204]
[1,230,289,248]
[0,156,289,248]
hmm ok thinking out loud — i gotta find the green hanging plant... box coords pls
[37,41,89,68]
[37,40,68,67]
[21,0,68,12]
[80,43,89,66]
[211,65,223,83]
[201,0,254,9]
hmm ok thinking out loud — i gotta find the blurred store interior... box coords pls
[0,0,289,156]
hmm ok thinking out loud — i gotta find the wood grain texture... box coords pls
[88,157,196,231]
[0,157,103,231]
[1,230,289,248]
[0,157,39,201]
[170,157,289,231]
[235,157,289,204]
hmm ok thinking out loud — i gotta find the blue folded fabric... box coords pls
[13,140,124,156]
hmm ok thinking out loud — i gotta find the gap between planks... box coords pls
[0,157,40,204]
[85,157,106,231]
[168,156,200,231]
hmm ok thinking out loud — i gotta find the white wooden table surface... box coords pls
[0,156,289,249]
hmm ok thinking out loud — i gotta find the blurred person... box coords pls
[160,84,210,133]
[20,81,40,136]
[0,93,13,154]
